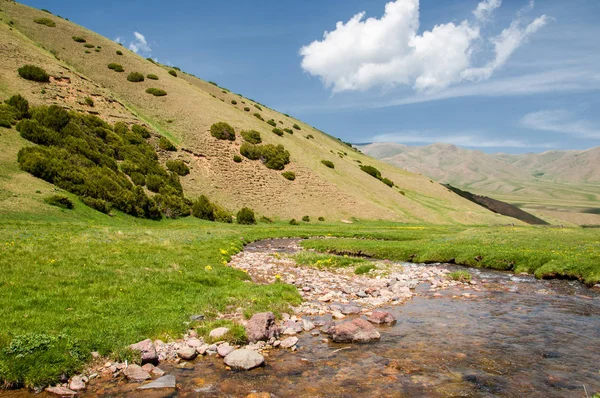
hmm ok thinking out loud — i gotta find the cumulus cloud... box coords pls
[128,31,152,55]
[521,109,600,139]
[300,0,548,93]
[371,131,552,148]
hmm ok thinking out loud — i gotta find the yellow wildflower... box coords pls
[205,265,213,271]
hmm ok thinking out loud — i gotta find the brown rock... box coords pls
[330,318,381,343]
[177,346,198,360]
[246,312,278,343]
[367,310,397,325]
[123,364,151,382]
[46,386,77,396]
[129,339,158,364]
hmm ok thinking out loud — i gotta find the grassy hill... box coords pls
[359,142,600,226]
[0,1,509,225]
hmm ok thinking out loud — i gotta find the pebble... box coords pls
[280,337,299,349]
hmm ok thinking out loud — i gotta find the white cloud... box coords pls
[521,109,600,139]
[128,31,152,55]
[114,36,123,44]
[371,131,554,148]
[300,0,547,93]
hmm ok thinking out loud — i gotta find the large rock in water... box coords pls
[367,310,397,325]
[223,349,265,370]
[129,339,158,364]
[329,318,381,343]
[138,375,176,390]
[123,364,151,382]
[246,312,279,343]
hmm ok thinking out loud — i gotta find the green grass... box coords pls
[447,270,471,282]
[292,252,368,269]
[354,264,376,275]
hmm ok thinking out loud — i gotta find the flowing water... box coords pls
[6,241,600,397]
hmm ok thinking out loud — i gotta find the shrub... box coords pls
[34,18,55,27]
[18,65,50,82]
[292,124,301,130]
[231,100,237,105]
[253,112,264,121]
[360,165,382,179]
[240,143,290,170]
[80,196,111,214]
[44,194,73,209]
[318,216,325,221]
[355,264,376,275]
[127,72,144,82]
[321,160,334,169]
[233,155,242,163]
[381,177,394,187]
[166,160,190,176]
[306,134,314,139]
[132,124,151,138]
[241,130,261,144]
[146,88,167,96]
[72,36,86,43]
[254,104,262,111]
[147,74,159,80]
[130,172,145,186]
[272,128,283,137]
[209,81,218,86]
[210,122,236,141]
[243,107,250,112]
[283,128,293,134]
[168,69,177,77]
[31,105,70,131]
[107,63,124,72]
[95,49,101,53]
[302,215,310,222]
[146,57,156,64]
[289,219,299,225]
[214,205,233,223]
[116,50,123,55]
[447,270,472,283]
[5,94,30,119]
[83,43,95,48]
[84,50,91,54]
[158,136,176,151]
[260,216,273,224]
[236,207,256,225]
[192,195,214,221]
[145,174,164,193]
[267,119,276,127]
[84,97,94,107]
[282,171,295,181]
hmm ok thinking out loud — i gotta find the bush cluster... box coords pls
[236,207,256,225]
[210,122,236,141]
[359,165,394,187]
[158,136,176,151]
[5,94,30,119]
[44,194,73,209]
[18,65,50,82]
[283,128,293,134]
[192,195,233,223]
[166,159,190,176]
[132,124,151,138]
[146,74,159,80]
[282,171,295,181]
[34,18,55,27]
[253,113,264,121]
[72,36,86,43]
[293,124,301,130]
[107,63,124,72]
[321,160,334,169]
[168,70,177,77]
[127,72,144,82]
[241,130,261,144]
[267,119,276,127]
[146,88,167,96]
[240,142,290,170]
[272,128,283,137]
[81,196,111,214]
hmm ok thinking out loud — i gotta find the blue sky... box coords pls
[22,0,600,153]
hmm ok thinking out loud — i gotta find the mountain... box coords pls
[357,142,600,225]
[0,2,510,225]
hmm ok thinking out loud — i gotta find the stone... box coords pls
[123,364,151,382]
[282,327,296,335]
[223,349,265,370]
[217,344,235,357]
[176,362,194,370]
[186,338,203,348]
[280,337,298,349]
[152,367,166,376]
[68,375,86,391]
[141,363,155,373]
[246,393,272,398]
[138,375,176,390]
[177,346,198,360]
[246,312,278,343]
[302,319,315,331]
[367,310,397,325]
[340,305,361,315]
[197,344,209,355]
[332,311,345,319]
[330,318,381,343]
[46,386,77,396]
[209,327,230,339]
[129,339,158,364]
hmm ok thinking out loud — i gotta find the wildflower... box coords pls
[220,249,228,255]
[205,265,213,271]
[275,274,281,280]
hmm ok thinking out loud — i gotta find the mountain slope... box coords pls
[0,1,510,225]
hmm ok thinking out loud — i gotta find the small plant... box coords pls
[18,65,50,82]
[166,160,190,176]
[240,143,290,170]
[283,128,293,134]
[72,36,86,43]
[243,107,250,112]
[355,264,376,275]
[254,104,262,111]
[107,63,124,72]
[94,49,101,53]
[318,216,325,221]
[267,119,276,127]
[236,207,256,225]
[289,218,299,225]
[447,270,472,283]
[231,100,237,105]
[147,74,159,80]
[381,178,394,187]
[306,134,314,139]
[146,88,167,96]
[292,123,301,130]
[321,160,334,169]
[159,136,176,151]
[209,81,218,86]
[302,215,310,222]
[127,72,144,82]
[210,122,236,141]
[233,155,242,163]
[146,57,156,64]
[360,165,382,179]
[83,43,95,48]
[34,18,55,27]
[282,171,295,181]
[259,216,274,224]
[241,130,261,144]
[253,112,264,121]
[116,50,123,55]
[84,50,91,54]
[168,69,177,77]
[84,97,94,107]
[44,194,74,209]
[272,128,283,137]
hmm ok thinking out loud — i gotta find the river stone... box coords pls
[223,349,265,370]
[209,327,230,339]
[217,344,235,357]
[46,386,77,396]
[330,318,381,343]
[124,364,151,382]
[129,339,158,364]
[138,375,176,390]
[186,337,203,348]
[302,319,315,331]
[177,346,198,360]
[141,363,155,373]
[341,305,361,315]
[246,312,278,343]
[280,336,298,349]
[367,310,397,325]
[68,375,86,391]
[152,367,166,376]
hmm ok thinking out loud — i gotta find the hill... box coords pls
[0,1,509,225]
[358,142,600,225]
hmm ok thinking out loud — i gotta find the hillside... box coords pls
[358,142,600,225]
[0,1,509,225]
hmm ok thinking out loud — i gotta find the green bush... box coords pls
[166,159,190,176]
[236,207,256,225]
[360,165,382,179]
[146,88,167,96]
[18,65,50,82]
[240,130,261,144]
[80,196,111,214]
[210,122,236,141]
[214,205,233,223]
[289,219,299,225]
[34,18,55,27]
[95,49,101,53]
[302,215,310,222]
[72,36,86,43]
[321,160,334,169]
[145,174,164,193]
[282,171,295,181]
[240,143,290,170]
[131,124,151,138]
[381,177,394,187]
[208,81,218,86]
[233,155,242,163]
[172,67,181,71]
[147,74,159,80]
[107,63,124,72]
[260,216,273,224]
[146,57,156,64]
[168,69,177,77]
[306,134,314,139]
[318,216,325,221]
[44,194,74,209]
[83,43,95,48]
[283,128,293,134]
[127,72,144,82]
[292,124,301,130]
[267,119,276,127]
[243,107,250,112]
[5,94,30,119]
[192,195,215,221]
[116,50,123,55]
[84,97,94,107]
[158,136,176,151]
[84,50,91,54]
[130,172,145,186]
[254,104,262,111]
[253,113,264,121]
[231,100,237,105]
[272,128,283,137]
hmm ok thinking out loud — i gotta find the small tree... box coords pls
[192,195,215,221]
[236,207,256,225]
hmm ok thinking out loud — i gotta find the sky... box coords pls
[21,0,600,153]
